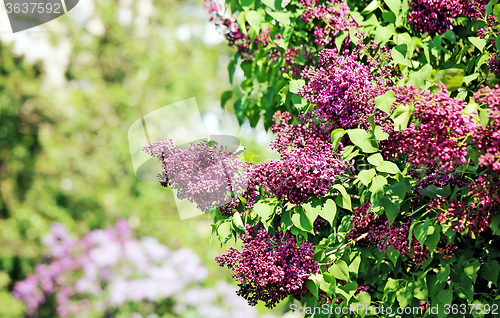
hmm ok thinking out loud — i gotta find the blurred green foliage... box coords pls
[0,0,273,316]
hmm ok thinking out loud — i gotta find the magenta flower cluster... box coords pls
[215,224,319,309]
[430,174,500,234]
[473,85,500,173]
[249,111,347,204]
[299,0,358,46]
[408,0,488,34]
[346,202,442,265]
[144,139,249,212]
[298,48,395,129]
[384,85,477,171]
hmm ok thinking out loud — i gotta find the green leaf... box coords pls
[486,0,499,15]
[320,274,336,295]
[261,0,276,9]
[292,208,314,233]
[407,64,432,88]
[391,104,414,131]
[254,202,272,222]
[385,278,400,293]
[434,68,464,91]
[266,10,291,26]
[319,199,337,226]
[281,209,293,231]
[384,0,401,14]
[494,4,500,23]
[289,79,305,94]
[382,10,396,23]
[480,108,490,129]
[358,169,377,186]
[333,184,352,211]
[437,288,452,304]
[356,292,371,307]
[469,37,487,52]
[396,286,409,308]
[217,222,233,245]
[463,260,481,283]
[239,0,254,8]
[237,11,247,36]
[476,52,490,70]
[228,58,237,85]
[349,254,361,274]
[375,90,396,115]
[232,211,244,231]
[382,196,398,223]
[491,213,500,235]
[221,90,233,109]
[464,73,479,85]
[335,31,349,52]
[425,224,441,252]
[331,128,346,151]
[291,94,307,109]
[418,185,450,199]
[414,218,430,246]
[306,278,320,299]
[480,260,500,284]
[472,300,487,318]
[362,0,379,13]
[337,281,358,302]
[387,248,400,266]
[385,182,407,206]
[245,10,264,34]
[437,266,450,282]
[442,30,456,44]
[347,129,379,153]
[391,45,408,65]
[330,260,350,280]
[369,175,387,193]
[303,203,321,224]
[367,153,384,166]
[374,126,389,140]
[376,161,401,174]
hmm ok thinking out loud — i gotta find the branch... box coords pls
[325,232,369,256]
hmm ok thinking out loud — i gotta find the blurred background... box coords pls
[0,0,289,317]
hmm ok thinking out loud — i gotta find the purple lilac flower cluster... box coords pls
[215,224,319,308]
[473,85,500,173]
[345,202,456,265]
[144,139,249,212]
[408,0,488,34]
[250,111,347,204]
[299,0,358,46]
[219,111,344,215]
[383,85,477,172]
[429,174,500,234]
[298,47,398,130]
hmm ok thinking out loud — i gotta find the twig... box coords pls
[325,233,369,256]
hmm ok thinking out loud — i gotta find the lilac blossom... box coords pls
[144,139,249,212]
[216,224,319,308]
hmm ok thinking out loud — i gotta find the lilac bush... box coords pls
[13,221,274,318]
